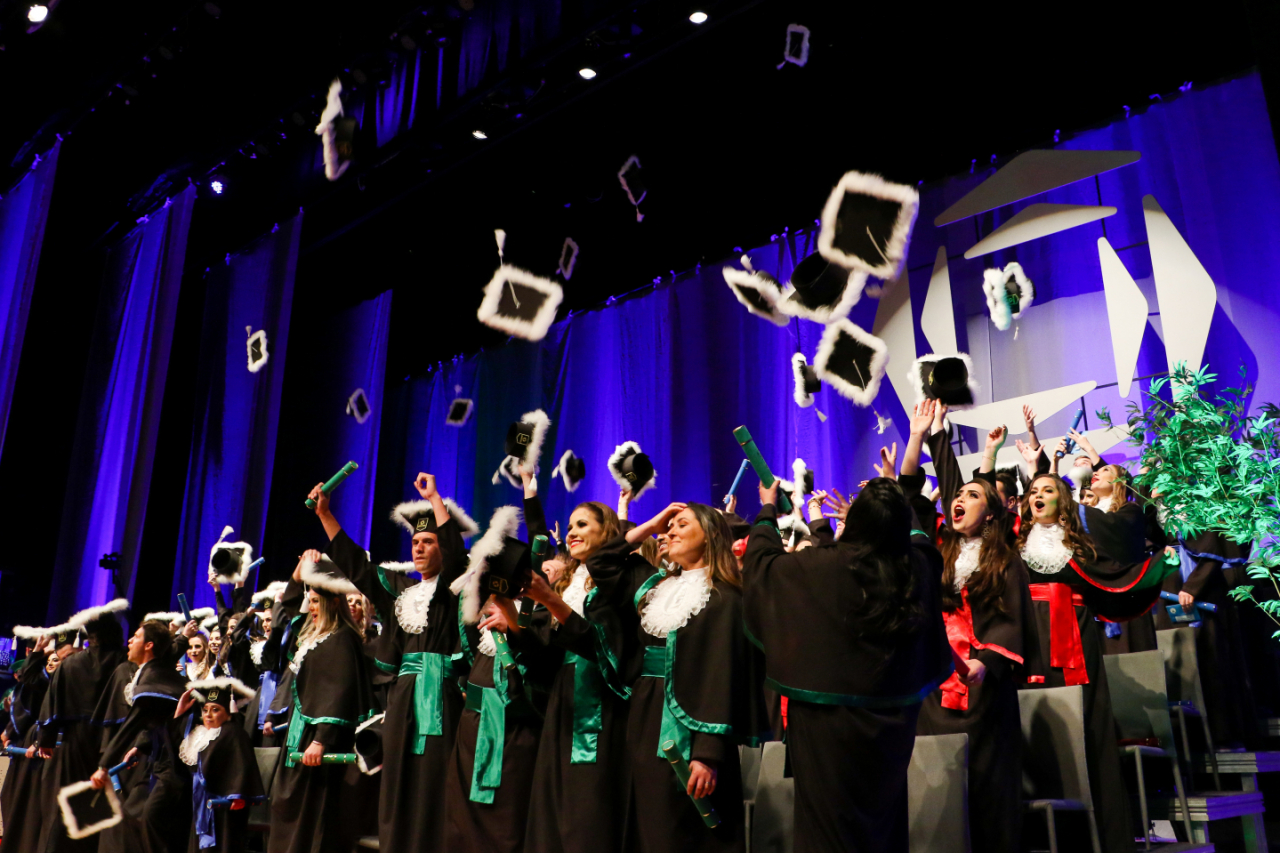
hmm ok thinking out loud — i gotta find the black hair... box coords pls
[840,478,924,639]
[139,620,173,662]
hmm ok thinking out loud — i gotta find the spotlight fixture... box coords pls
[689,10,708,24]
[578,67,597,80]
[210,180,225,195]
[27,4,48,22]
[472,129,488,139]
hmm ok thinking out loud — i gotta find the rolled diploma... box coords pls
[661,740,721,829]
[305,461,359,508]
[732,426,792,513]
[286,752,358,765]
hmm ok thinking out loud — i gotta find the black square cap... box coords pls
[818,171,919,280]
[57,781,122,840]
[781,23,810,67]
[446,398,474,426]
[477,265,564,342]
[608,441,656,499]
[354,714,384,775]
[208,526,254,584]
[316,78,353,182]
[502,409,550,469]
[551,449,586,492]
[778,252,865,323]
[246,328,269,374]
[791,352,822,408]
[911,353,979,408]
[481,537,532,599]
[813,319,889,407]
[982,262,1035,331]
[617,155,647,220]
[723,261,788,327]
[347,388,371,424]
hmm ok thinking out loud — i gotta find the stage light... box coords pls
[210,180,225,195]
[27,5,48,22]
[689,11,708,24]
[579,67,597,80]
[472,129,488,139]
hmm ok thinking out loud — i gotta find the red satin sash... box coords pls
[1028,582,1088,686]
[938,590,1023,711]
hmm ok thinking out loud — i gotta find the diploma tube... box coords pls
[1160,590,1217,613]
[207,797,246,810]
[286,752,358,765]
[1056,409,1085,459]
[723,460,750,509]
[732,426,792,514]
[661,740,721,828]
[305,461,359,509]
[177,593,193,624]
[3,746,29,758]
[519,536,550,629]
[107,753,139,792]
[491,629,518,672]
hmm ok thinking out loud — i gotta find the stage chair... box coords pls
[1102,650,1195,849]
[739,744,763,852]
[1018,685,1102,853]
[1156,627,1222,790]
[907,733,969,853]
[248,746,280,842]
[751,741,793,853]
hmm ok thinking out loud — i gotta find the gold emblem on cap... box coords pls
[415,517,429,532]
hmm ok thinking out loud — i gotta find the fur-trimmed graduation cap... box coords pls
[58,779,122,840]
[778,252,865,324]
[911,353,979,408]
[818,171,919,280]
[251,580,289,607]
[813,319,889,407]
[300,555,358,597]
[608,441,656,499]
[449,506,528,623]
[477,265,564,342]
[208,525,255,584]
[14,599,129,643]
[792,352,821,408]
[505,409,551,470]
[347,388,372,424]
[354,713,385,776]
[780,23,810,67]
[246,328,269,374]
[558,238,579,280]
[617,155,647,222]
[389,498,480,540]
[723,259,788,327]
[446,398,474,427]
[315,78,355,182]
[187,676,254,709]
[492,456,524,489]
[551,449,586,492]
[982,262,1035,331]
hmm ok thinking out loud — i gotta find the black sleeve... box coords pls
[215,587,231,620]
[327,529,401,628]
[99,700,158,769]
[313,723,340,748]
[927,430,964,511]
[808,517,834,545]
[691,732,728,764]
[1036,449,1050,476]
[231,585,252,615]
[524,494,550,542]
[898,469,926,497]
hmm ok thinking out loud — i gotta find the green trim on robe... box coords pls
[763,664,954,708]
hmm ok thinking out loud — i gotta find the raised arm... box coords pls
[1068,428,1103,468]
[926,428,965,511]
[977,426,1007,475]
[1022,405,1040,451]
[900,400,936,478]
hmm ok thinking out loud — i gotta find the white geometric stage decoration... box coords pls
[1096,238,1149,397]
[944,381,1097,431]
[872,265,917,419]
[1143,195,1218,375]
[964,204,1117,259]
[921,425,1131,479]
[920,247,957,355]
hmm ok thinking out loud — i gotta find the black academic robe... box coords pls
[323,510,469,853]
[267,620,376,853]
[0,651,51,853]
[91,660,147,853]
[184,717,266,853]
[744,504,953,853]
[35,642,127,853]
[256,590,304,747]
[588,534,761,853]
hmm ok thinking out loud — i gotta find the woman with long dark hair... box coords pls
[586,502,760,853]
[904,401,1038,853]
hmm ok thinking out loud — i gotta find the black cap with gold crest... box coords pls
[389,498,481,540]
[187,677,255,710]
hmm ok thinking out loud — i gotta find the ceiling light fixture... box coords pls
[579,67,597,80]
[689,11,708,24]
[27,4,48,22]
[472,129,488,140]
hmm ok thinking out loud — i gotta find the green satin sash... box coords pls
[564,651,604,764]
[466,656,510,804]
[398,652,450,754]
[639,644,691,761]
[283,678,367,768]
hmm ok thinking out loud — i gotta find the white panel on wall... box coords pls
[964,203,1116,258]
[1096,237,1149,396]
[944,381,1097,432]
[1143,194,1217,375]
[872,266,917,418]
[920,246,957,355]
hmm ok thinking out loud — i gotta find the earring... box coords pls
[981,521,992,539]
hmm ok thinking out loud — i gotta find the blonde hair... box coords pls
[1096,464,1131,511]
[298,592,357,645]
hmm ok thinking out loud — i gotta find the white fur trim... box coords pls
[208,526,255,584]
[450,506,522,625]
[299,555,359,596]
[778,511,811,547]
[782,23,810,66]
[355,713,385,776]
[617,155,646,220]
[445,398,474,426]
[179,724,220,766]
[314,78,350,182]
[251,581,288,605]
[492,456,523,488]
[983,267,1013,331]
[1005,262,1035,316]
[722,265,788,327]
[201,615,220,631]
[1020,523,1074,575]
[14,597,129,639]
[792,352,816,408]
[388,498,478,538]
[817,171,919,280]
[777,269,868,324]
[143,611,185,625]
[290,631,332,675]
[559,237,579,280]
[909,353,979,410]
[186,675,255,700]
[607,440,657,500]
[551,449,583,492]
[246,328,269,374]
[445,498,480,538]
[640,569,712,638]
[250,641,265,667]
[189,607,216,622]
[377,561,417,573]
[476,265,564,342]
[395,576,438,634]
[516,409,551,470]
[813,319,889,407]
[58,780,122,839]
[790,458,810,510]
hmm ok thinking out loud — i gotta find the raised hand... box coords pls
[985,425,1008,453]
[931,401,949,435]
[873,443,899,480]
[1067,428,1096,455]
[758,480,779,508]
[627,503,687,544]
[909,400,935,436]
[723,494,739,516]
[1015,439,1040,466]
[306,482,330,515]
[821,488,851,521]
[414,473,437,500]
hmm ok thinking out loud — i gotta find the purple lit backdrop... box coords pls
[0,140,59,460]
[48,185,196,618]
[172,215,302,611]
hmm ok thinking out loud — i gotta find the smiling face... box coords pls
[950,482,992,537]
[657,532,670,556]
[45,653,59,673]
[208,630,221,655]
[346,594,365,624]
[1091,467,1115,496]
[566,507,607,561]
[307,590,322,621]
[187,635,206,663]
[665,509,708,568]
[1026,477,1062,525]
[202,702,230,729]
[412,531,442,577]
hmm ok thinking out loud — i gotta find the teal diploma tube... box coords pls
[732,426,793,514]
[287,752,358,765]
[305,461,359,508]
[661,740,721,828]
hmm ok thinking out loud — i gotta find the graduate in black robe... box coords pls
[93,617,196,853]
[309,473,470,852]
[909,416,1039,853]
[91,655,145,853]
[177,677,265,853]
[32,601,129,853]
[0,636,55,853]
[267,559,377,853]
[442,504,561,853]
[588,502,764,853]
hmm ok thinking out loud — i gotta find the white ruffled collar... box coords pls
[395,575,439,635]
[952,538,982,593]
[249,640,265,667]
[1021,523,1075,574]
[179,724,221,767]
[640,568,712,638]
[561,566,591,619]
[290,630,333,674]
[124,663,144,707]
[1094,495,1114,514]
[477,627,497,657]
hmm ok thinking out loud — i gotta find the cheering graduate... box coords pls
[746,474,951,853]
[91,618,196,853]
[29,600,129,853]
[517,489,631,853]
[88,650,142,853]
[267,555,377,853]
[308,473,469,852]
[176,677,264,853]
[907,406,1038,853]
[1,634,57,853]
[587,501,762,853]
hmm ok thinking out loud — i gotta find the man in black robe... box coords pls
[1,634,56,853]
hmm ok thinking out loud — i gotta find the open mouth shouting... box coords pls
[1033,499,1046,512]
[951,504,966,524]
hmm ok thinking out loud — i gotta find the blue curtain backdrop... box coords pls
[172,214,302,610]
[0,140,59,460]
[48,185,196,617]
